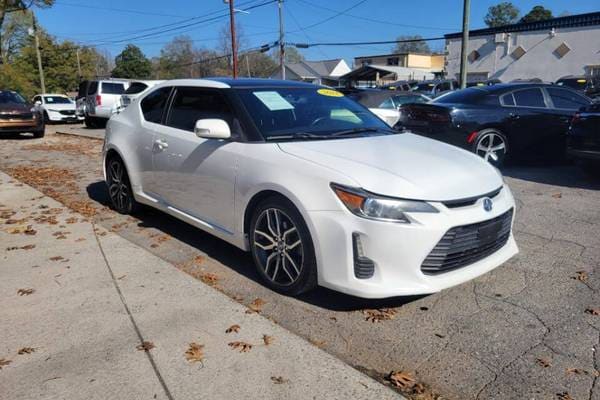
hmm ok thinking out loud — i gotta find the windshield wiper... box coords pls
[265,132,334,141]
[330,127,397,137]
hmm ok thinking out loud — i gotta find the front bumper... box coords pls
[0,118,43,133]
[308,185,518,298]
[46,110,83,122]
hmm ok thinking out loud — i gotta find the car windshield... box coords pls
[236,87,393,140]
[556,79,588,90]
[0,91,27,104]
[44,96,72,104]
[392,95,428,105]
[415,83,435,92]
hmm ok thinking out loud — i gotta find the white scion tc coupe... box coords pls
[103,78,518,299]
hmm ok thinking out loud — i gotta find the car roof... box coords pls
[473,82,561,94]
[153,78,321,90]
[38,93,68,97]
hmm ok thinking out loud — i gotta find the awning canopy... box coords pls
[340,64,436,83]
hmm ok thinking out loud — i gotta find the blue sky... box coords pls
[37,0,599,65]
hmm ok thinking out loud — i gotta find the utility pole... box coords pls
[278,0,285,79]
[225,0,238,78]
[458,0,470,89]
[32,14,46,93]
[76,48,82,79]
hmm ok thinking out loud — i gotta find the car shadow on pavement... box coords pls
[86,180,426,311]
[502,164,600,189]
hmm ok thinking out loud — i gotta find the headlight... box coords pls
[331,183,438,223]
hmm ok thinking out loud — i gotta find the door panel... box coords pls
[151,87,239,233]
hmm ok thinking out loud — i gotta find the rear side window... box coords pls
[501,93,515,106]
[513,88,546,108]
[125,82,149,95]
[378,97,395,109]
[101,82,125,95]
[166,87,233,132]
[141,87,172,124]
[87,81,98,95]
[546,88,589,110]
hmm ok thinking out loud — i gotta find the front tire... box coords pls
[473,129,508,167]
[249,197,317,296]
[106,156,138,214]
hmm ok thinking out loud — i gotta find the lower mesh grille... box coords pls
[421,209,513,275]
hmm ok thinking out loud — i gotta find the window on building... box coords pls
[386,57,399,66]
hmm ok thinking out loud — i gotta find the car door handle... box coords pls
[154,139,168,151]
[508,113,520,120]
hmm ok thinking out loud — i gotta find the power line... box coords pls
[290,0,368,32]
[295,0,455,31]
[290,36,445,48]
[54,0,187,18]
[93,0,277,45]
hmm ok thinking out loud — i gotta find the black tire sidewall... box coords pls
[473,129,509,167]
[249,197,318,296]
[106,158,136,214]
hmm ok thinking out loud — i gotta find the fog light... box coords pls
[352,233,374,279]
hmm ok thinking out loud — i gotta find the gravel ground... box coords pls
[1,125,599,400]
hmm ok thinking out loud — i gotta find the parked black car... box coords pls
[556,75,600,100]
[396,83,592,166]
[340,87,430,107]
[567,102,600,175]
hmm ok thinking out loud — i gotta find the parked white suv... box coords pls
[78,79,130,128]
[103,78,518,299]
[32,94,82,123]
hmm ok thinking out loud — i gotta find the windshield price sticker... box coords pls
[317,89,344,97]
[253,91,294,111]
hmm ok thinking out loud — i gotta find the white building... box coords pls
[444,12,600,83]
[270,59,351,86]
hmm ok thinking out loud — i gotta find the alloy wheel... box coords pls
[475,132,507,163]
[253,208,304,286]
[107,159,130,212]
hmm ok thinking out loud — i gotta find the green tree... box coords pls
[0,9,29,63]
[271,46,305,64]
[240,51,277,78]
[157,35,196,79]
[391,35,431,54]
[520,6,553,23]
[484,2,520,27]
[0,0,54,60]
[111,44,151,79]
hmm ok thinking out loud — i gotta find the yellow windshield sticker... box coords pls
[317,88,344,97]
[577,79,587,83]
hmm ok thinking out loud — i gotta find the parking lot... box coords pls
[0,124,598,399]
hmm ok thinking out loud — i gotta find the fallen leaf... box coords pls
[49,256,64,261]
[262,335,274,346]
[362,308,397,322]
[557,392,574,400]
[193,255,205,265]
[17,288,34,296]
[566,367,586,375]
[309,338,326,348]
[17,347,35,355]
[21,244,35,250]
[225,324,240,334]
[552,193,563,199]
[271,376,288,384]
[0,358,11,369]
[536,357,552,368]
[572,271,588,282]
[387,370,416,389]
[24,226,37,235]
[585,308,600,316]
[246,298,266,314]
[228,341,252,353]
[199,272,219,287]
[184,343,205,363]
[136,341,155,351]
[435,333,446,339]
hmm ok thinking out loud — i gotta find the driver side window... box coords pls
[166,87,234,133]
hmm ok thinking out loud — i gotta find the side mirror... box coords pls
[194,119,231,139]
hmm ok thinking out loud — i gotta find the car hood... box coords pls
[278,133,503,201]
[0,103,32,114]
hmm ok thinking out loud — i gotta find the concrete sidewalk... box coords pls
[0,172,403,400]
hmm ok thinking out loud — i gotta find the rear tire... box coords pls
[249,196,317,296]
[33,123,45,138]
[472,129,509,167]
[85,115,97,128]
[106,156,138,214]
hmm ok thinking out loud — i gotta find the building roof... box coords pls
[354,52,441,60]
[283,59,344,79]
[340,64,436,82]
[445,11,600,39]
